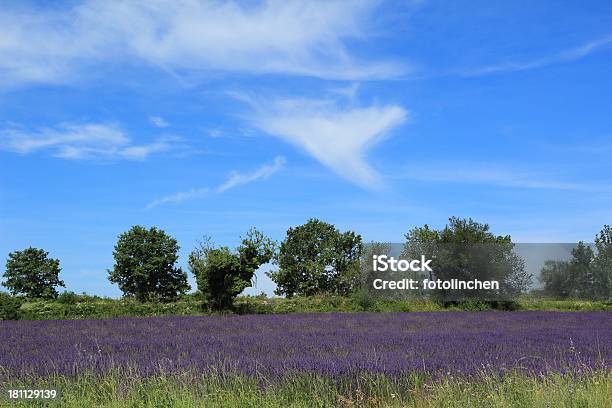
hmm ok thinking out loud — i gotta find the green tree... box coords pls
[539,260,572,299]
[108,226,189,302]
[268,219,363,297]
[402,225,439,280]
[539,229,611,300]
[539,243,595,300]
[403,217,531,301]
[2,247,64,299]
[359,241,396,301]
[568,242,595,298]
[189,228,275,310]
[592,225,612,300]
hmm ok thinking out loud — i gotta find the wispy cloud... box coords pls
[0,0,407,86]
[145,188,209,210]
[0,123,173,161]
[401,163,612,193]
[207,129,223,138]
[146,156,286,209]
[238,94,407,188]
[149,116,170,128]
[218,156,286,192]
[459,34,612,76]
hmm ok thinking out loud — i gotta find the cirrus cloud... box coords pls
[146,156,286,209]
[0,123,174,161]
[0,0,408,87]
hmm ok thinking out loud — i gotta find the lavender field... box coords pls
[1,311,610,382]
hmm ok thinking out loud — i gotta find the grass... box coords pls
[2,371,609,407]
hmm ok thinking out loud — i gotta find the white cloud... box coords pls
[0,0,407,86]
[460,34,612,76]
[145,188,209,209]
[207,129,223,138]
[146,156,286,208]
[218,156,286,192]
[149,116,170,128]
[330,83,361,102]
[117,140,173,160]
[0,123,172,161]
[245,97,407,188]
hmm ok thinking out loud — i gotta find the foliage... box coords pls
[0,291,22,320]
[7,294,610,320]
[592,225,612,300]
[17,293,203,320]
[2,247,64,299]
[268,219,363,297]
[358,241,395,306]
[540,226,611,300]
[189,228,275,310]
[540,242,594,299]
[108,226,189,302]
[56,291,79,305]
[403,217,532,301]
[540,260,572,299]
[517,295,610,311]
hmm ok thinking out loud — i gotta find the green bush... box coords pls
[0,291,22,320]
[7,294,611,320]
[57,291,79,304]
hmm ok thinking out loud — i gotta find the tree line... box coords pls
[2,218,611,311]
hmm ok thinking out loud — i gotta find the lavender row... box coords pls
[1,312,610,380]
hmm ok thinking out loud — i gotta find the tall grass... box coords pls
[3,370,610,407]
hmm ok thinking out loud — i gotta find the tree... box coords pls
[539,243,595,300]
[568,242,595,298]
[108,226,189,302]
[539,260,572,299]
[2,247,64,299]
[539,227,611,300]
[268,219,363,297]
[189,228,275,310]
[592,225,612,300]
[403,217,531,301]
[402,224,439,281]
[359,241,395,301]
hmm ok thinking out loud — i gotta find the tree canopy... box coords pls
[189,228,275,310]
[592,225,611,300]
[2,247,64,299]
[403,217,531,301]
[268,219,363,297]
[540,226,611,300]
[108,226,189,302]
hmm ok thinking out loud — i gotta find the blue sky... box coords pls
[1,0,611,297]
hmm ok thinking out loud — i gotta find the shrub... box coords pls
[0,292,22,320]
[57,291,79,304]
